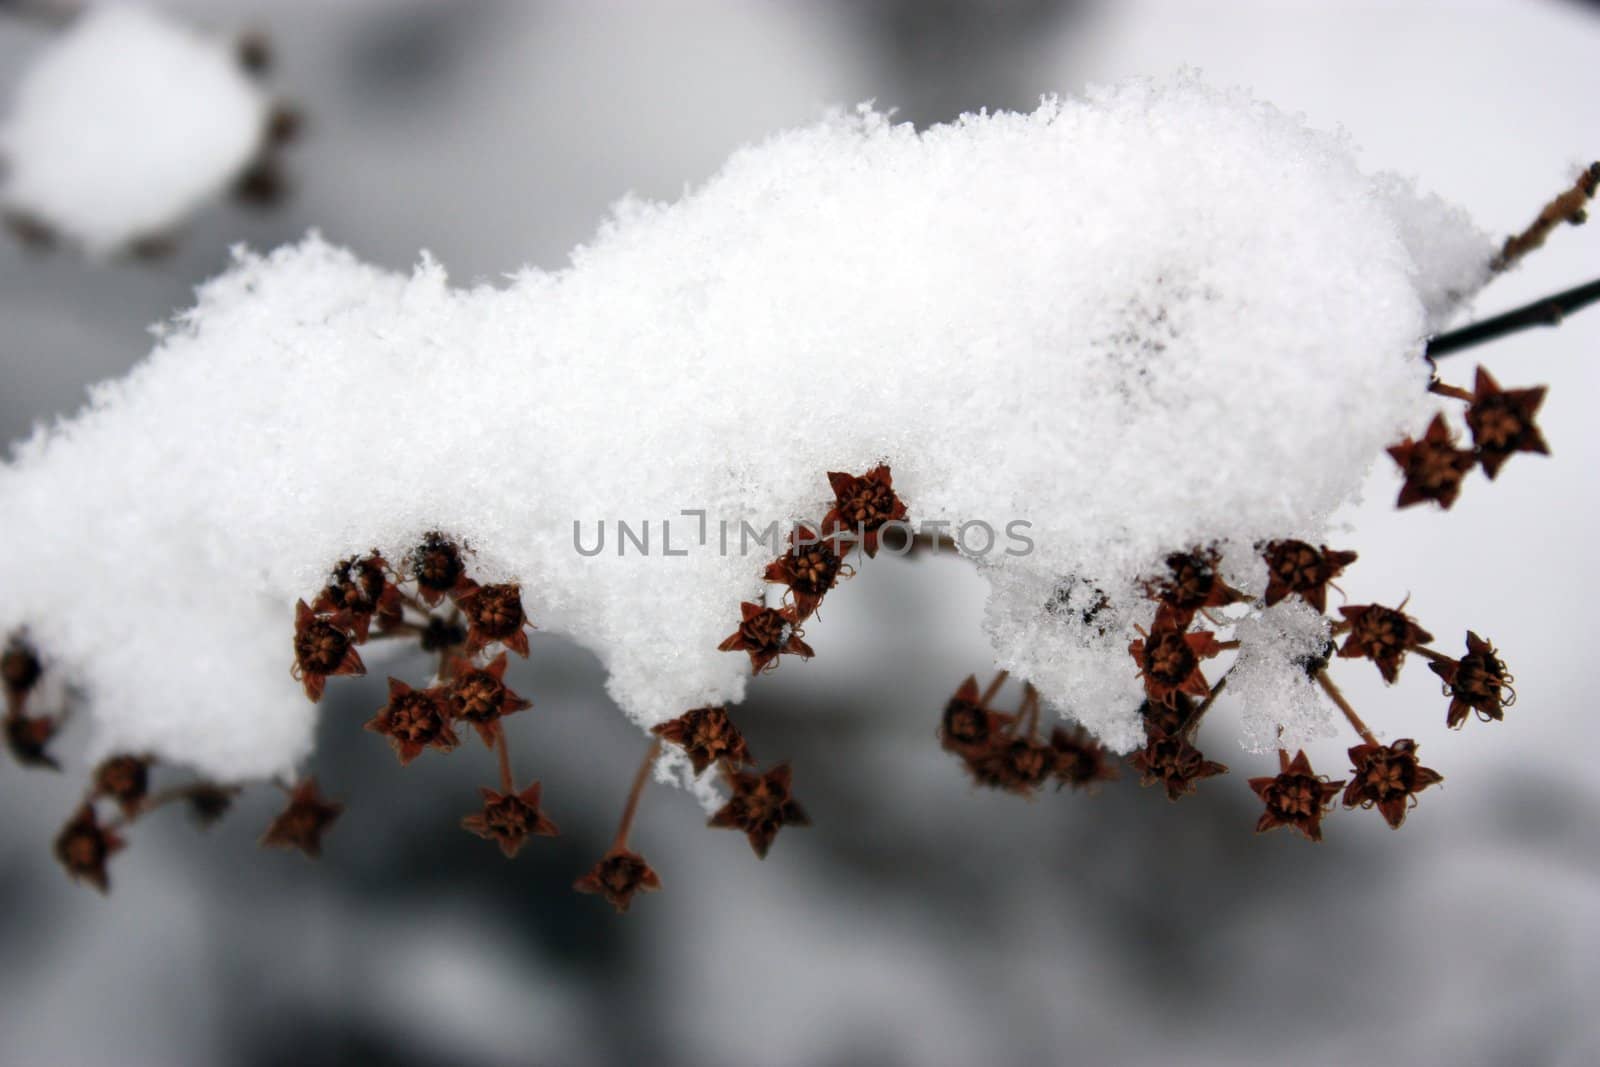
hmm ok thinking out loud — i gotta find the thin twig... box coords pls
[1427,276,1600,358]
[612,740,661,851]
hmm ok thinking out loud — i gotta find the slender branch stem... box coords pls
[1315,670,1378,747]
[1182,674,1228,738]
[1428,381,1475,403]
[494,727,514,793]
[612,740,661,851]
[1277,748,1290,773]
[978,671,1009,709]
[1427,277,1600,359]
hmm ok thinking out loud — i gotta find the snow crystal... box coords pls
[0,77,1494,781]
[1228,601,1337,754]
[0,3,269,255]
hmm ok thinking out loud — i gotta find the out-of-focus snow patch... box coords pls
[0,3,269,255]
[0,76,1490,780]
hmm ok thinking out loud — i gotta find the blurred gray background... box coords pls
[2,2,1598,1065]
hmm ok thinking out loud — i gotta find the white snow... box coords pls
[0,76,1495,781]
[1228,600,1336,754]
[0,3,269,255]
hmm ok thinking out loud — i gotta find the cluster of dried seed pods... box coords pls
[939,539,1515,841]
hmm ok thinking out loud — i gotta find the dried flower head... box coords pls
[409,532,467,605]
[446,653,532,746]
[709,763,811,858]
[1129,624,1222,707]
[574,848,662,913]
[717,602,815,675]
[1387,413,1477,509]
[93,754,151,817]
[1343,739,1443,828]
[651,706,753,776]
[764,527,845,618]
[4,712,60,769]
[457,583,531,657]
[291,600,365,702]
[312,552,400,641]
[824,465,909,557]
[366,679,459,764]
[1152,548,1239,625]
[461,782,559,858]
[1049,725,1118,791]
[1429,631,1515,728]
[969,737,1057,795]
[939,675,996,752]
[2,639,43,701]
[186,784,240,828]
[54,805,125,893]
[260,778,343,858]
[1130,732,1228,801]
[1337,603,1433,684]
[1465,366,1549,479]
[1249,751,1343,842]
[1262,540,1357,614]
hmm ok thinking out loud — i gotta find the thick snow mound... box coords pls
[0,78,1493,780]
[0,3,268,254]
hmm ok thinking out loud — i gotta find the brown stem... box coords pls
[494,726,515,794]
[1020,684,1041,739]
[1277,748,1291,773]
[1213,639,1241,652]
[1182,675,1229,738]
[978,671,1010,709]
[612,740,662,851]
[1408,645,1452,665]
[1428,381,1475,403]
[1492,163,1599,271]
[1315,670,1379,747]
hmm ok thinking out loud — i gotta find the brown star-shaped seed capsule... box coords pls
[717,603,814,675]
[260,778,344,858]
[1151,548,1239,626]
[823,464,909,557]
[186,784,241,829]
[1337,604,1433,684]
[54,805,125,893]
[1130,732,1228,801]
[968,737,1056,796]
[93,754,151,817]
[1262,540,1357,614]
[1387,413,1477,509]
[456,582,531,657]
[1429,631,1514,728]
[1465,366,1549,480]
[709,763,810,859]
[764,527,845,618]
[312,552,401,641]
[1249,751,1344,842]
[4,712,60,769]
[651,706,753,776]
[2,639,43,703]
[409,531,468,606]
[366,679,459,764]
[445,653,532,746]
[1129,625,1222,707]
[461,782,559,858]
[1049,726,1118,791]
[291,600,365,702]
[574,848,662,913]
[1343,739,1443,829]
[939,675,998,753]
